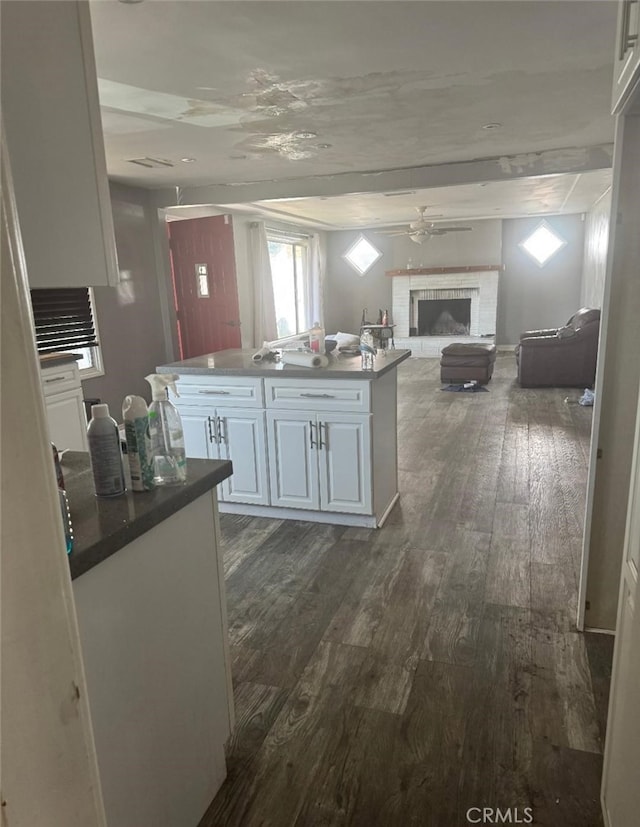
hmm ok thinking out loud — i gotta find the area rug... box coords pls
[441,383,489,393]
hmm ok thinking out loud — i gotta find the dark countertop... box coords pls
[39,352,82,368]
[158,348,411,380]
[62,452,233,580]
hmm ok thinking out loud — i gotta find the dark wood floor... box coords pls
[200,355,614,827]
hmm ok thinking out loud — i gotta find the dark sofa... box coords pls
[515,308,601,388]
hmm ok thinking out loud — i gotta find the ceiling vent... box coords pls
[127,157,175,168]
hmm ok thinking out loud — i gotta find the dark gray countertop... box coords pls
[158,348,411,380]
[62,452,232,580]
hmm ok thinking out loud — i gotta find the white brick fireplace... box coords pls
[392,269,500,357]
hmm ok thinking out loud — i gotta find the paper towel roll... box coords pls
[252,346,271,362]
[280,351,329,369]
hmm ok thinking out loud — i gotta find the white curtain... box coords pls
[249,221,277,347]
[306,232,326,330]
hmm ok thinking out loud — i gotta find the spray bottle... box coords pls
[122,395,155,491]
[145,374,186,486]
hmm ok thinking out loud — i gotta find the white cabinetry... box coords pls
[175,376,269,505]
[613,0,640,112]
[41,362,88,451]
[1,1,118,288]
[267,411,371,515]
[172,368,400,528]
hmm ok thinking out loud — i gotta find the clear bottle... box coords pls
[87,403,126,497]
[359,329,376,370]
[145,374,187,486]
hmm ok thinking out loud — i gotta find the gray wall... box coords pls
[580,191,611,309]
[325,231,394,335]
[390,220,502,269]
[82,183,168,415]
[496,215,585,345]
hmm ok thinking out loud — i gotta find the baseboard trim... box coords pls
[584,626,616,635]
[218,501,379,528]
[497,344,518,351]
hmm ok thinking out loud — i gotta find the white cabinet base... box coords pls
[218,493,400,529]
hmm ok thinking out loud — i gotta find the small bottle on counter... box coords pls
[359,329,376,370]
[51,442,65,489]
[145,374,187,486]
[87,403,126,497]
[309,321,324,353]
[122,395,155,492]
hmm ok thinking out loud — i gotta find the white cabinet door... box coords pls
[217,409,269,506]
[181,411,214,460]
[266,411,319,511]
[45,388,88,452]
[613,0,640,112]
[1,1,118,288]
[317,413,372,515]
[601,386,640,826]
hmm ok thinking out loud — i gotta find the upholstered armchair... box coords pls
[515,308,601,388]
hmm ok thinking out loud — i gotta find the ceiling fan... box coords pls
[377,206,473,244]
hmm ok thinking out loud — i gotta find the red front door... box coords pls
[168,215,242,358]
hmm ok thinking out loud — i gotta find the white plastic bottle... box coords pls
[122,395,155,492]
[145,373,187,486]
[87,403,126,497]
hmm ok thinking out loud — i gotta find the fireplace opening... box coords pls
[417,298,471,336]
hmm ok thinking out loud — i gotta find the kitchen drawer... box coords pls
[40,363,81,397]
[264,378,371,413]
[172,375,264,408]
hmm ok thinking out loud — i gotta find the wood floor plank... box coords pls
[460,605,534,810]
[485,534,531,609]
[531,561,578,632]
[421,529,491,665]
[528,741,604,827]
[529,626,602,754]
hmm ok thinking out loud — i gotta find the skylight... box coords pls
[518,220,567,267]
[343,235,382,276]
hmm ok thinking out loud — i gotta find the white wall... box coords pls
[580,190,612,309]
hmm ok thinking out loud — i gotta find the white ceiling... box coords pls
[90,0,617,226]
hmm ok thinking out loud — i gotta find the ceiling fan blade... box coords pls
[430,226,473,233]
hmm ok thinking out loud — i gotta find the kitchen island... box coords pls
[64,452,234,827]
[158,348,411,528]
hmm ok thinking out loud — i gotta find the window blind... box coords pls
[30,288,98,354]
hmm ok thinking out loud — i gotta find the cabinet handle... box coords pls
[44,375,67,383]
[198,389,230,395]
[217,415,226,443]
[207,416,216,443]
[318,421,326,450]
[309,421,316,449]
[300,393,336,399]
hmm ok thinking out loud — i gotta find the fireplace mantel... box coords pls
[386,264,502,277]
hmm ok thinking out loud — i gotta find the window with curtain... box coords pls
[30,287,103,377]
[266,229,310,338]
